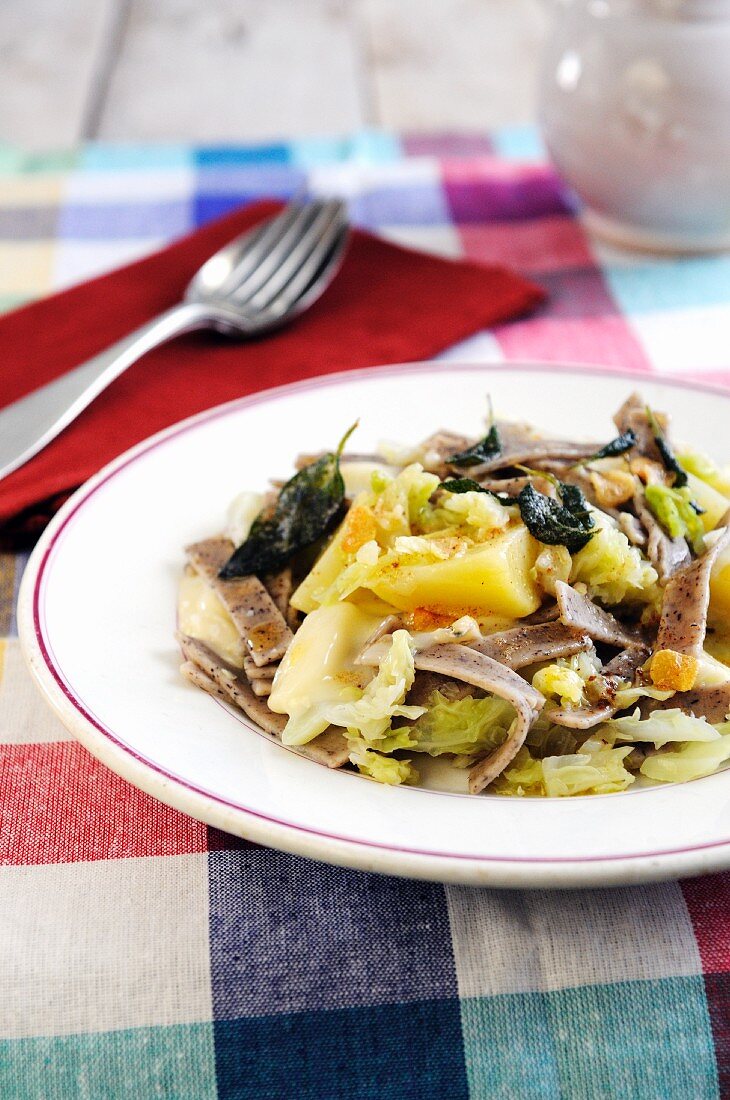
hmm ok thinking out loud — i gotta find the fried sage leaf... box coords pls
[447,423,502,468]
[440,477,516,504]
[646,406,688,488]
[517,482,595,552]
[220,423,357,578]
[447,400,502,468]
[575,429,637,467]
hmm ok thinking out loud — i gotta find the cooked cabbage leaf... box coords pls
[541,745,635,797]
[492,742,635,797]
[613,684,674,710]
[404,690,515,758]
[640,734,730,784]
[491,747,545,796]
[570,511,659,606]
[347,740,419,785]
[606,707,721,748]
[429,487,512,535]
[644,484,705,553]
[372,464,441,543]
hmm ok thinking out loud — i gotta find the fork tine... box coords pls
[215,200,318,298]
[233,200,346,310]
[251,219,349,329]
[227,202,329,303]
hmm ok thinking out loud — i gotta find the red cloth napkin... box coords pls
[0,200,544,543]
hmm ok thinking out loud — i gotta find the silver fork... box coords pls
[0,198,349,482]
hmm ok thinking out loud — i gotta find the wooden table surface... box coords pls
[0,0,547,148]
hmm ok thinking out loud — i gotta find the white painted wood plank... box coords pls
[357,0,548,130]
[98,0,366,142]
[0,0,112,147]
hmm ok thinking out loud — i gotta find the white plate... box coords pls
[18,362,730,888]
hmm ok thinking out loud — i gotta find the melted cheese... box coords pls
[268,602,387,718]
[178,573,244,668]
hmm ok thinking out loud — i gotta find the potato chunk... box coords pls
[369,525,541,619]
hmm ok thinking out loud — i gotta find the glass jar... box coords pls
[539,0,730,251]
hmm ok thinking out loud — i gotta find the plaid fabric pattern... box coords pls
[1,128,729,1099]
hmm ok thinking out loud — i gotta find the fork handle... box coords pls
[0,301,211,483]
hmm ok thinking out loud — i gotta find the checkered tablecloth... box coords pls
[1,129,729,1099]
